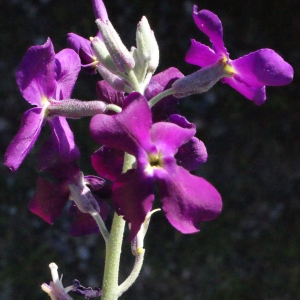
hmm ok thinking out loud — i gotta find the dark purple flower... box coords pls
[29,148,109,235]
[186,6,294,104]
[4,38,81,172]
[90,93,222,239]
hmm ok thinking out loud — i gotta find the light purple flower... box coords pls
[90,93,222,239]
[4,38,80,171]
[186,6,294,104]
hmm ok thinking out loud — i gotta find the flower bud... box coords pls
[136,16,159,74]
[172,60,230,98]
[96,19,135,73]
[68,172,100,214]
[96,64,128,92]
[91,36,118,73]
[47,99,107,119]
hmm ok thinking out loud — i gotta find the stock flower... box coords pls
[90,93,222,239]
[186,5,294,104]
[4,38,80,171]
[67,0,108,73]
[29,137,109,235]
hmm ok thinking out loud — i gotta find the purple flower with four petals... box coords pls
[186,6,294,104]
[90,93,222,239]
[4,38,81,171]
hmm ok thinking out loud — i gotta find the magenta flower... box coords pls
[90,93,222,239]
[4,38,81,171]
[186,6,294,104]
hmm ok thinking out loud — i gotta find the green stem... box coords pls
[106,104,122,114]
[126,69,142,93]
[118,249,145,297]
[148,88,174,108]
[100,152,136,300]
[91,212,110,243]
[101,213,126,300]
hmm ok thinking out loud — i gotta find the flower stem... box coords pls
[118,249,145,297]
[91,212,110,243]
[101,213,126,300]
[148,87,174,108]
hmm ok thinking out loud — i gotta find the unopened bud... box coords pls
[96,19,135,73]
[172,60,230,98]
[48,99,107,119]
[91,36,118,73]
[96,64,127,92]
[136,16,152,62]
[69,172,100,214]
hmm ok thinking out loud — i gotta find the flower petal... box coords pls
[150,121,195,157]
[192,6,226,55]
[157,163,222,234]
[90,93,153,156]
[54,49,81,99]
[92,0,108,22]
[67,33,97,73]
[185,39,221,67]
[145,67,184,122]
[112,169,155,240]
[96,80,125,107]
[4,107,44,172]
[222,76,266,105]
[232,49,294,87]
[29,176,70,224]
[16,38,56,106]
[92,146,124,181]
[175,137,208,171]
[45,117,80,166]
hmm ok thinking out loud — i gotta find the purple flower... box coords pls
[96,67,184,121]
[90,93,222,239]
[4,38,81,171]
[67,0,108,74]
[29,137,110,235]
[186,6,294,104]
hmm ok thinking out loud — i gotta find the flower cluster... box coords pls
[4,0,293,298]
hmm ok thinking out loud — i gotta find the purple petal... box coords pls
[92,146,124,181]
[232,49,294,87]
[175,137,208,171]
[157,163,222,234]
[16,38,56,106]
[84,175,106,191]
[67,33,97,74]
[193,6,226,55]
[29,176,70,224]
[145,67,184,122]
[185,39,221,67]
[150,122,195,157]
[4,107,44,172]
[222,76,266,105]
[46,117,80,165]
[92,0,108,22]
[90,93,153,157]
[112,169,155,240]
[96,80,125,107]
[54,49,81,99]
[168,114,195,129]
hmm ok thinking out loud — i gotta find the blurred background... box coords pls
[0,0,299,299]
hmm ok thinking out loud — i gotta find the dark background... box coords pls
[0,0,299,299]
